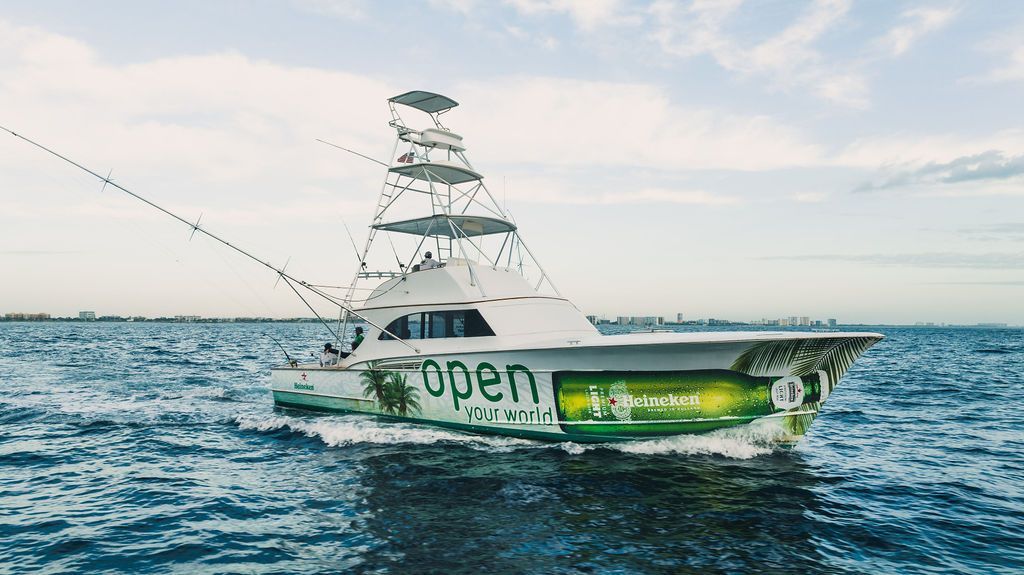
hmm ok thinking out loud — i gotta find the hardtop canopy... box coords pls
[372,214,516,238]
[389,161,482,185]
[389,91,459,114]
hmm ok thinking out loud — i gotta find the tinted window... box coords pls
[380,309,494,340]
[407,314,422,339]
[428,312,447,338]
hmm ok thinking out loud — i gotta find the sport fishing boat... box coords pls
[268,91,883,443]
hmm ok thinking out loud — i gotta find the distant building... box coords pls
[799,316,810,326]
[585,315,598,325]
[828,318,837,328]
[676,313,684,323]
[174,315,201,322]
[627,316,662,326]
[4,313,50,321]
[79,311,96,321]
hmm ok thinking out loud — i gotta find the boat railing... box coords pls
[358,271,402,279]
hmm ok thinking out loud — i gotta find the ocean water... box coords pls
[1,322,1021,574]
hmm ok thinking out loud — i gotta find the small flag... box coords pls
[397,152,415,164]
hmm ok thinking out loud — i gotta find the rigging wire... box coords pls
[280,275,339,341]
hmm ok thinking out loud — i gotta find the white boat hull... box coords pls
[269,332,882,444]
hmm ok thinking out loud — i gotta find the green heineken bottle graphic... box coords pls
[553,369,823,436]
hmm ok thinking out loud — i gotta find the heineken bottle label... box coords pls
[553,369,821,436]
[770,376,804,410]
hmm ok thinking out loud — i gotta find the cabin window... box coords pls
[380,309,494,340]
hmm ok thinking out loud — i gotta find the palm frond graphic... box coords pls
[731,336,881,389]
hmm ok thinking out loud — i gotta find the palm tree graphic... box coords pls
[360,362,388,406]
[382,372,421,417]
[360,363,421,416]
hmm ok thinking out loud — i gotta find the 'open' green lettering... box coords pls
[476,362,503,402]
[422,359,445,398]
[447,360,473,411]
[506,364,539,404]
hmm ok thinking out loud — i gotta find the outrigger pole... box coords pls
[0,124,421,355]
[315,139,388,167]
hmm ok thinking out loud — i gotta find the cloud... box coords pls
[0,250,82,256]
[965,28,1024,84]
[488,177,739,206]
[926,280,1024,286]
[428,0,477,14]
[607,188,739,205]
[874,6,957,56]
[788,191,828,203]
[982,45,1024,83]
[454,77,823,170]
[648,0,869,108]
[763,252,1024,270]
[0,19,398,197]
[837,129,1024,167]
[504,0,623,30]
[503,25,560,50]
[853,150,1024,192]
[293,0,366,20]
[959,223,1024,242]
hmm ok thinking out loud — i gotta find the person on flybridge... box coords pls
[420,251,440,270]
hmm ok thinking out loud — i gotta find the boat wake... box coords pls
[234,414,783,459]
[605,424,784,459]
[233,414,535,451]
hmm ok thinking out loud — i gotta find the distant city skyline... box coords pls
[2,310,1017,329]
[1,2,1023,324]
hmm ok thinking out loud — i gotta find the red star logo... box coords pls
[608,397,617,406]
[301,373,308,381]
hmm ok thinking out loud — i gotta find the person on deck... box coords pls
[420,251,440,270]
[351,327,365,352]
[321,343,340,367]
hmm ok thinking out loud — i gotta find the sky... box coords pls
[1,0,1022,325]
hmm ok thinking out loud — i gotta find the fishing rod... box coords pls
[265,333,298,367]
[0,124,421,354]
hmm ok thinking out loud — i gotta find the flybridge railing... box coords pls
[388,101,454,134]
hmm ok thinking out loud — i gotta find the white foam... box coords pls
[610,433,772,459]
[609,422,787,459]
[235,413,785,459]
[233,414,536,451]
